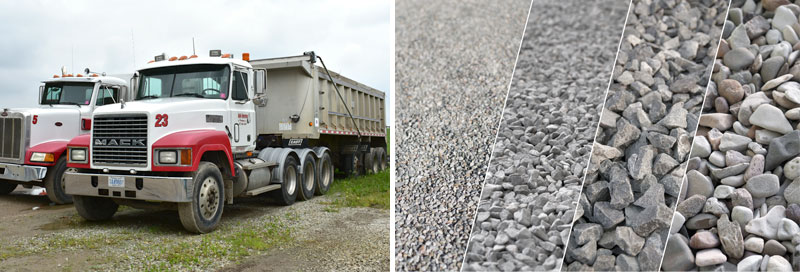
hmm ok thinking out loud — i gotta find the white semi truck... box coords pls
[64,51,387,233]
[0,73,128,204]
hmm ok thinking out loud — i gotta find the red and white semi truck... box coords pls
[0,73,128,204]
[64,51,387,233]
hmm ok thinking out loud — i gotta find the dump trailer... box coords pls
[0,72,129,204]
[64,51,387,233]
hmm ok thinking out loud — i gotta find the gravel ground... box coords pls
[394,0,530,270]
[460,0,629,270]
[561,0,729,271]
[0,189,388,271]
[662,0,800,271]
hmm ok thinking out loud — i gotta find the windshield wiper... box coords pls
[174,93,205,98]
[138,95,160,100]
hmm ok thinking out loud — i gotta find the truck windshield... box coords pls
[40,82,94,105]
[136,64,230,100]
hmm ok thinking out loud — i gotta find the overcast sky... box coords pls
[0,0,391,122]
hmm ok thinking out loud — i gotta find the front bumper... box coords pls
[64,172,193,202]
[0,163,47,182]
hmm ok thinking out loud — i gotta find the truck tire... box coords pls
[369,149,380,174]
[341,154,360,178]
[378,148,388,171]
[0,182,17,195]
[272,156,300,205]
[315,152,333,196]
[179,162,225,234]
[44,157,73,204]
[298,153,317,201]
[74,196,119,221]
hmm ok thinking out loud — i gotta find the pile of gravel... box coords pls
[662,0,800,271]
[394,0,530,270]
[460,0,629,270]
[562,0,729,271]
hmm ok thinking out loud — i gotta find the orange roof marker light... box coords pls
[179,55,188,60]
[53,75,60,78]
[148,60,155,64]
[221,53,231,59]
[76,74,83,77]
[189,54,198,59]
[91,74,99,77]
[168,56,178,61]
[242,53,250,61]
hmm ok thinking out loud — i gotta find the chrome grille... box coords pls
[0,117,23,161]
[92,114,148,167]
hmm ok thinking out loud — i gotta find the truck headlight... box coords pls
[159,150,178,164]
[70,148,87,162]
[31,152,55,163]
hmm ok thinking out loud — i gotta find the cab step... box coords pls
[245,184,281,196]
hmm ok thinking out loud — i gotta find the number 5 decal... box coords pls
[32,115,38,125]
[155,114,169,127]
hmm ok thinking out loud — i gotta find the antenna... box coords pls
[192,37,196,55]
[71,45,74,74]
[131,29,136,70]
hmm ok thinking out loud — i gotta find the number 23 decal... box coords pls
[155,114,169,127]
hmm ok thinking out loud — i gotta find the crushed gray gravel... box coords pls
[663,0,800,271]
[460,0,629,270]
[561,0,729,271]
[394,0,530,270]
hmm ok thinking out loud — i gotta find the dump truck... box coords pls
[0,72,129,204]
[64,51,387,233]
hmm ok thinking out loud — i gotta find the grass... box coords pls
[326,170,390,210]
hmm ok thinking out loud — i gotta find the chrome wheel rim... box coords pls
[303,162,314,191]
[198,177,219,220]
[285,166,297,194]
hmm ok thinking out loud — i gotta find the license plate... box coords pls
[108,176,125,188]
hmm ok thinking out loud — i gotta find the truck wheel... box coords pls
[272,156,300,205]
[44,157,73,204]
[315,152,333,196]
[74,196,118,221]
[0,182,17,195]
[364,149,376,174]
[341,154,360,178]
[378,148,388,171]
[370,149,380,174]
[298,153,317,201]
[179,162,225,234]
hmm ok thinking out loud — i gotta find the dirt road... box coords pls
[0,187,388,271]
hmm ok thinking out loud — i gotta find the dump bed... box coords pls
[250,55,386,139]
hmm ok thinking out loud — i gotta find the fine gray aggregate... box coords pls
[562,0,729,271]
[394,0,530,270]
[662,0,800,271]
[460,0,629,270]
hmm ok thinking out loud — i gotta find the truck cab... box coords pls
[65,51,386,233]
[0,73,129,204]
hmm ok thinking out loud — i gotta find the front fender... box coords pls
[25,140,68,166]
[151,130,233,174]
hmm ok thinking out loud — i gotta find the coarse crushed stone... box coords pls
[561,0,729,271]
[394,0,531,270]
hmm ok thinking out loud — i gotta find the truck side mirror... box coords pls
[129,74,138,100]
[120,86,128,102]
[39,85,44,104]
[254,69,266,94]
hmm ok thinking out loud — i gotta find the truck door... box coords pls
[229,67,256,153]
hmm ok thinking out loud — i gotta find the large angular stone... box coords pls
[614,226,645,256]
[749,104,794,134]
[627,203,672,236]
[572,223,603,246]
[594,201,624,229]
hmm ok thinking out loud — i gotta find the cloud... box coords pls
[0,0,391,122]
